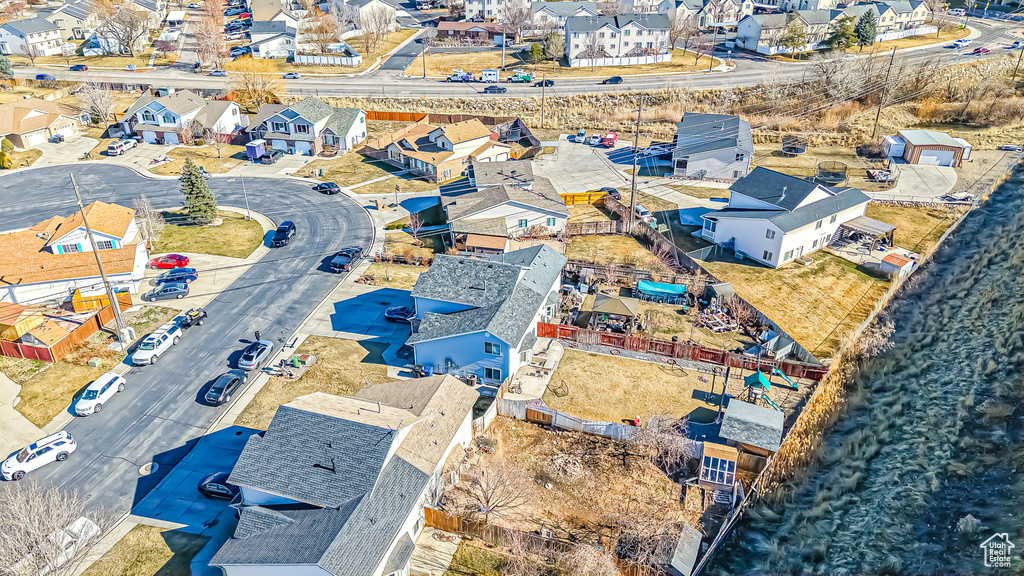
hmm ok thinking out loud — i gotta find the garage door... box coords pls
[164,133,179,145]
[24,131,47,147]
[271,139,288,151]
[53,125,75,139]
[142,131,158,144]
[919,149,954,166]
[294,141,311,155]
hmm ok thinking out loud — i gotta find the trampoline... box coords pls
[635,280,688,304]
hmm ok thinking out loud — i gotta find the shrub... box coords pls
[0,138,13,152]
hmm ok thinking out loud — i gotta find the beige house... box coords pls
[45,0,102,41]
[367,119,511,182]
[564,13,671,61]
[0,99,86,149]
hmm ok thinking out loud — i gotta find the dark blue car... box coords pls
[197,471,240,500]
[156,267,198,285]
[35,74,56,81]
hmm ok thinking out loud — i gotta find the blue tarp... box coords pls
[637,280,686,297]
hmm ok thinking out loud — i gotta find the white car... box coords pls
[588,133,602,145]
[10,517,101,576]
[1,431,77,481]
[75,371,126,416]
[131,322,181,365]
[575,129,586,143]
[953,38,972,49]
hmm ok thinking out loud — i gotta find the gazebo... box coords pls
[835,215,896,251]
[588,293,641,332]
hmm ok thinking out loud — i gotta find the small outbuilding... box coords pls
[664,524,705,576]
[879,252,914,278]
[588,293,640,332]
[885,129,971,168]
[698,442,739,491]
[720,398,784,464]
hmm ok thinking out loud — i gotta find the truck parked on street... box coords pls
[446,69,473,82]
[480,69,500,83]
[506,69,531,83]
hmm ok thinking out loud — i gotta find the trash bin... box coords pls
[423,366,433,376]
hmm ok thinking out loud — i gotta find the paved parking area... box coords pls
[304,283,413,343]
[33,137,99,167]
[867,163,957,202]
[224,152,315,177]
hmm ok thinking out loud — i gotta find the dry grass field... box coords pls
[566,235,674,273]
[81,525,207,576]
[363,263,425,290]
[865,203,963,255]
[154,210,265,259]
[149,145,247,175]
[409,48,720,78]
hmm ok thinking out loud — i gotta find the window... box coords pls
[733,170,743,178]
[61,244,81,253]
[142,111,155,123]
[485,342,501,355]
[700,455,736,486]
[812,239,818,248]
[96,240,114,250]
[830,214,837,224]
[484,367,501,381]
[765,229,775,240]
[520,349,529,362]
[272,121,286,133]
[546,217,556,226]
[294,124,310,134]
[324,134,336,145]
[784,249,794,261]
[624,29,630,35]
[735,153,745,162]
[762,250,773,261]
[162,113,175,124]
[360,116,365,123]
[518,219,528,228]
[703,220,716,232]
[814,219,823,230]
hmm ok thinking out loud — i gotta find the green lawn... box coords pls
[154,210,265,259]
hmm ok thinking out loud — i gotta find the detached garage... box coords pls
[891,129,971,168]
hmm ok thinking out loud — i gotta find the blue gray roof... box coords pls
[251,19,296,41]
[719,398,784,453]
[706,188,869,233]
[565,13,670,33]
[728,167,821,212]
[409,245,566,347]
[2,17,59,35]
[531,1,598,17]
[673,113,753,158]
[52,0,96,22]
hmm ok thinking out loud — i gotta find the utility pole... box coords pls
[707,27,718,73]
[70,174,127,350]
[241,175,251,221]
[422,44,427,79]
[870,48,896,140]
[1014,43,1024,82]
[540,74,546,129]
[629,98,642,234]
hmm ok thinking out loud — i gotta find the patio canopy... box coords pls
[592,293,640,317]
[839,216,896,244]
[637,280,686,297]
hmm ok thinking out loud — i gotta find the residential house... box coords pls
[737,9,851,53]
[465,0,506,21]
[0,18,65,57]
[675,0,753,27]
[439,160,569,238]
[437,20,505,43]
[564,14,672,63]
[531,1,599,30]
[0,303,45,342]
[736,13,789,53]
[0,99,88,149]
[408,244,566,383]
[211,376,480,576]
[45,0,102,41]
[870,0,929,33]
[0,201,148,304]
[130,0,168,29]
[625,0,676,14]
[699,167,871,268]
[250,0,303,22]
[719,398,784,462]
[347,0,399,32]
[367,119,511,182]
[87,0,167,55]
[671,113,753,180]
[247,97,366,155]
[882,129,970,167]
[778,0,839,11]
[120,89,244,145]
[249,20,298,58]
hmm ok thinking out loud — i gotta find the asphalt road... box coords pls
[0,164,374,514]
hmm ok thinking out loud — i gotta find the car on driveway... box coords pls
[150,254,190,269]
[972,47,990,54]
[131,323,181,365]
[588,133,602,145]
[209,69,228,76]
[602,76,623,84]
[70,64,88,71]
[145,282,190,301]
[156,267,198,285]
[284,72,300,78]
[1014,40,1024,49]
[205,369,247,405]
[238,340,274,371]
[314,181,341,194]
[197,471,240,499]
[229,46,249,56]
[385,306,414,323]
[271,221,296,247]
[75,371,126,416]
[329,246,363,272]
[260,149,284,164]
[601,187,620,200]
[9,517,100,575]
[533,79,554,87]
[998,144,1023,151]
[2,431,77,481]
[482,85,507,94]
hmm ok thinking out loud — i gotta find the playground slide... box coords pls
[773,368,798,390]
[762,392,784,413]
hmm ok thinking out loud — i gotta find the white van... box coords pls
[948,8,965,16]
[106,139,137,156]
[635,204,653,222]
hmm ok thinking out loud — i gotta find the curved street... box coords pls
[0,164,374,514]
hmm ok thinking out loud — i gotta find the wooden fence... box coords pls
[497,397,640,441]
[0,297,132,363]
[364,111,428,122]
[562,190,609,206]
[566,221,618,236]
[536,322,828,382]
[71,290,133,313]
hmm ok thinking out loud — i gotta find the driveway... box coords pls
[33,137,99,167]
[304,283,413,344]
[868,163,958,202]
[224,153,315,177]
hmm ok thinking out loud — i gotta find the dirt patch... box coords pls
[234,336,388,430]
[81,525,208,576]
[7,148,42,169]
[363,263,424,290]
[444,542,507,576]
[753,144,889,192]
[154,210,265,259]
[305,151,403,187]
[567,204,612,223]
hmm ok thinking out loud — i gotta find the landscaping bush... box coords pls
[0,138,13,152]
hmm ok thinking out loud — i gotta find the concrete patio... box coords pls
[410,527,460,576]
[505,338,564,401]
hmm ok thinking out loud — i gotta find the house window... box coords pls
[484,367,501,381]
[61,243,81,253]
[324,134,336,145]
[272,121,286,133]
[830,214,837,224]
[294,124,310,134]
[142,111,155,123]
[733,170,743,178]
[520,349,529,363]
[518,219,528,228]
[704,220,716,232]
[735,153,745,162]
[485,342,501,355]
[814,219,823,230]
[762,250,774,261]
[625,29,631,35]
[162,113,175,124]
[96,240,114,250]
[812,239,818,248]
[784,249,793,260]
[765,229,775,240]
[546,217,556,226]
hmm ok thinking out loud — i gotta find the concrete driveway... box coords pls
[868,163,958,202]
[33,136,99,167]
[305,283,413,343]
[225,152,315,177]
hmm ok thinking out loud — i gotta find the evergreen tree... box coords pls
[529,42,544,66]
[0,56,12,81]
[779,20,809,53]
[825,16,857,51]
[854,12,877,52]
[180,157,218,223]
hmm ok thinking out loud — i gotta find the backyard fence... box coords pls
[496,397,639,441]
[562,190,609,206]
[0,296,132,363]
[568,53,671,68]
[566,221,618,235]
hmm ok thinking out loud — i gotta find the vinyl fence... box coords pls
[294,53,363,66]
[568,53,671,68]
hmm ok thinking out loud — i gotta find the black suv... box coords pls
[330,247,363,273]
[260,149,284,164]
[272,221,296,247]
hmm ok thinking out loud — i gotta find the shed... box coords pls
[720,398,784,457]
[879,252,914,278]
[245,139,266,161]
[953,137,972,161]
[665,524,704,576]
[0,303,45,341]
[882,134,905,158]
[897,129,969,167]
[464,233,508,254]
[698,442,738,491]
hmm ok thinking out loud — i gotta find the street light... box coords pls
[394,183,400,207]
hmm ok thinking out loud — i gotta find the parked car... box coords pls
[35,73,56,81]
[206,369,247,405]
[602,76,623,84]
[8,517,100,575]
[533,79,554,87]
[179,307,208,328]
[1013,40,1024,49]
[972,47,990,54]
[284,72,301,79]
[953,38,972,49]
[229,46,249,56]
[225,7,244,15]
[144,282,190,301]
[238,11,251,18]
[227,32,245,40]
[75,371,126,416]
[601,187,620,200]
[948,8,965,16]
[209,69,228,76]
[188,2,202,7]
[998,144,1023,151]
[482,85,507,94]
[329,246,363,272]
[588,133,602,145]
[131,323,181,365]
[314,181,341,194]
[271,221,296,247]
[107,139,136,156]
[385,306,415,323]
[2,431,77,481]
[70,64,88,71]
[260,149,284,164]
[197,471,240,499]
[576,128,587,143]
[156,267,199,285]
[238,340,274,371]
[50,133,65,143]
[149,254,190,269]
[640,145,671,157]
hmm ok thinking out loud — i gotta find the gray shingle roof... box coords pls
[213,504,362,565]
[383,534,416,574]
[251,19,296,39]
[3,17,59,35]
[747,13,788,28]
[233,506,298,539]
[728,167,820,212]
[469,159,535,187]
[123,89,207,118]
[796,8,844,25]
[531,1,598,17]
[566,13,670,33]
[441,176,567,222]
[673,113,753,158]
[719,399,784,453]
[410,253,523,308]
[705,186,869,233]
[325,107,362,137]
[52,0,96,21]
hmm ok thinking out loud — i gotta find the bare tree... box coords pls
[103,6,149,56]
[77,83,117,124]
[19,43,43,66]
[204,127,232,158]
[303,11,340,53]
[154,38,178,56]
[196,12,228,66]
[0,481,111,576]
[727,294,757,327]
[1,0,28,21]
[503,529,541,576]
[561,544,619,576]
[331,0,360,30]
[668,11,698,53]
[408,212,424,245]
[580,33,606,71]
[231,58,285,111]
[500,0,531,44]
[543,29,562,69]
[361,4,396,54]
[599,0,627,16]
[447,0,464,19]
[457,459,530,524]
[630,414,690,473]
[134,194,166,244]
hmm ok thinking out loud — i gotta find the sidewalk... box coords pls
[0,372,44,458]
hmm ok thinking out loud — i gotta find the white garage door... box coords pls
[142,131,158,144]
[294,141,311,155]
[24,131,47,147]
[164,133,179,145]
[271,139,288,151]
[918,149,955,166]
[53,125,75,139]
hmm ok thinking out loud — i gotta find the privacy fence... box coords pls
[0,294,132,363]
[496,397,639,441]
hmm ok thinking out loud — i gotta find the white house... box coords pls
[699,167,871,268]
[408,244,566,383]
[247,97,366,155]
[671,113,753,181]
[249,19,298,58]
[0,18,66,57]
[45,0,102,41]
[0,201,148,304]
[674,0,753,27]
[120,89,243,145]
[564,13,672,64]
[367,119,511,182]
[212,377,480,576]
[347,0,399,31]
[439,160,569,237]
[531,1,599,30]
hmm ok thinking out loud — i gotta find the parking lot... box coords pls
[141,251,269,311]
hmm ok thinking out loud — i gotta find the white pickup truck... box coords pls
[131,322,182,365]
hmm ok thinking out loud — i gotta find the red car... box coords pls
[149,254,190,269]
[972,47,990,55]
[238,11,251,18]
